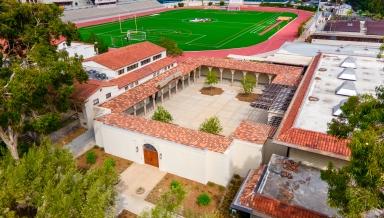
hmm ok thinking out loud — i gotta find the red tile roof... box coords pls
[233,121,275,144]
[97,113,233,153]
[110,57,176,88]
[85,41,165,70]
[51,36,67,46]
[236,167,328,218]
[184,57,303,86]
[276,54,351,158]
[71,80,116,101]
[101,62,198,112]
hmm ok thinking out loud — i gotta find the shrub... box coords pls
[86,151,97,165]
[196,193,211,206]
[177,2,184,7]
[208,1,213,6]
[240,74,256,94]
[32,113,61,134]
[199,116,223,135]
[151,106,173,123]
[104,158,116,168]
[219,0,224,6]
[170,180,182,189]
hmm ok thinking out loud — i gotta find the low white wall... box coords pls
[289,148,348,170]
[229,139,263,177]
[95,122,233,185]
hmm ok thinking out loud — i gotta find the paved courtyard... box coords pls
[146,79,268,136]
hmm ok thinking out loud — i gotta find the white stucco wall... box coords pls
[82,61,117,79]
[82,85,119,128]
[95,122,232,186]
[229,139,263,177]
[289,148,348,170]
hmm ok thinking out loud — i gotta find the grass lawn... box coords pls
[146,174,226,216]
[78,9,296,51]
[76,147,132,173]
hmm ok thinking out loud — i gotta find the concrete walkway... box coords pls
[64,129,95,158]
[116,163,167,215]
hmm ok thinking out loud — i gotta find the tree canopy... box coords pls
[0,139,118,217]
[199,116,223,135]
[151,106,173,123]
[205,70,219,87]
[346,0,384,17]
[240,74,256,94]
[0,0,87,159]
[321,86,384,217]
[157,37,183,57]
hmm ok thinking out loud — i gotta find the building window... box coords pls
[106,93,111,99]
[153,54,162,61]
[93,98,99,105]
[125,85,129,90]
[135,81,139,85]
[126,63,138,72]
[118,69,125,75]
[140,58,151,65]
[129,83,134,88]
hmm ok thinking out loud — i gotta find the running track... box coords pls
[75,6,313,58]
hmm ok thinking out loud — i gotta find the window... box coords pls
[125,85,129,91]
[93,98,99,105]
[140,58,151,65]
[126,63,138,72]
[153,71,159,78]
[135,81,139,85]
[153,54,162,61]
[106,93,111,99]
[118,69,125,75]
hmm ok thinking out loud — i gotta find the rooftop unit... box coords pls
[338,68,357,81]
[336,80,358,96]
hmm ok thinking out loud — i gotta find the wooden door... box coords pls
[143,144,159,167]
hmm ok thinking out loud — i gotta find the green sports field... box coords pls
[78,9,297,51]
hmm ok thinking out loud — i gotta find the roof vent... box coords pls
[308,96,319,101]
[340,56,357,68]
[336,81,358,96]
[338,68,357,81]
[318,68,327,72]
[332,99,348,116]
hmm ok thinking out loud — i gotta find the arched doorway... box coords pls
[143,144,159,167]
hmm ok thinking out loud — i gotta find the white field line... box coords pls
[185,34,207,44]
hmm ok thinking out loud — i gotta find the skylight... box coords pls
[332,99,348,116]
[336,81,358,96]
[338,68,357,81]
[340,56,357,68]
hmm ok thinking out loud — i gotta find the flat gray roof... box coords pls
[258,154,337,217]
[277,42,380,58]
[294,54,384,133]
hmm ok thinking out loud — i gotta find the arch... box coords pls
[143,144,159,167]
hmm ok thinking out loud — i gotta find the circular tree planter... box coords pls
[236,93,259,102]
[200,87,224,96]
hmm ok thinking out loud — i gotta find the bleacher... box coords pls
[62,0,164,22]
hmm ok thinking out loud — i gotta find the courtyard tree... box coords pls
[0,139,118,217]
[240,74,257,95]
[199,116,223,135]
[205,70,219,94]
[0,0,87,159]
[158,37,183,57]
[152,106,173,123]
[320,86,384,217]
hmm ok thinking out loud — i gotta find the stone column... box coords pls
[198,66,201,78]
[168,84,172,98]
[219,68,223,83]
[268,75,273,84]
[188,72,191,85]
[255,73,259,87]
[161,89,164,103]
[193,70,196,83]
[231,70,235,85]
[152,94,156,109]
[133,105,137,116]
[208,67,212,72]
[243,71,247,79]
[182,76,185,89]
[175,81,178,93]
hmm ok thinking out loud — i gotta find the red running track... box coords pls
[75,6,313,58]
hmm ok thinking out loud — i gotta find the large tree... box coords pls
[0,139,118,217]
[0,0,87,159]
[321,86,384,217]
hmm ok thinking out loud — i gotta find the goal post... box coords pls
[126,30,147,41]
